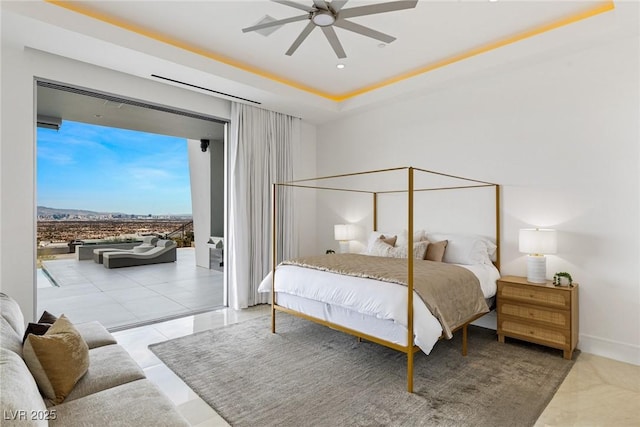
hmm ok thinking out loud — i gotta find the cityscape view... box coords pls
[37,121,192,247]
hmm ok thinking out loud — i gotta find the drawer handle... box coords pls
[529,311,535,318]
[529,294,535,298]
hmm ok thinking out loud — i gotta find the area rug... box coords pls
[149,313,575,427]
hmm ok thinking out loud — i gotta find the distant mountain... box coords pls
[37,206,114,217]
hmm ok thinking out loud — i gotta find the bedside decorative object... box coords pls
[325,249,335,254]
[553,272,573,286]
[334,224,356,253]
[497,275,578,360]
[519,228,557,283]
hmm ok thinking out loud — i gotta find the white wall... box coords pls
[315,36,640,365]
[0,11,231,322]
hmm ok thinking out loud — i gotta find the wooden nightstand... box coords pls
[497,275,578,360]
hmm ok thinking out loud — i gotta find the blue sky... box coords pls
[37,121,192,215]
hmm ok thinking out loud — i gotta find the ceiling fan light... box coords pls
[312,10,336,27]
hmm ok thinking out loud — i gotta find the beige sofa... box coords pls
[0,293,189,426]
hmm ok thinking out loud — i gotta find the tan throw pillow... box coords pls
[23,314,89,405]
[425,240,448,262]
[379,234,397,247]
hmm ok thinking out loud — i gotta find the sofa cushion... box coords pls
[51,379,189,427]
[0,293,25,336]
[64,344,145,403]
[23,315,90,405]
[74,321,117,349]
[1,317,24,357]
[0,348,48,427]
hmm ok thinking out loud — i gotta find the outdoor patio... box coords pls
[38,248,224,330]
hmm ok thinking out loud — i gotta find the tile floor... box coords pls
[38,248,223,330]
[114,306,640,427]
[535,352,640,426]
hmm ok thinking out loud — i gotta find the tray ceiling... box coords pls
[44,1,614,101]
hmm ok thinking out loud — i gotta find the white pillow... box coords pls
[427,233,496,265]
[369,238,394,257]
[366,229,426,254]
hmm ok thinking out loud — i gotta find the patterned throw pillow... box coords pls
[371,239,429,259]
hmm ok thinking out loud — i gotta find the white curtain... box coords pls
[228,103,299,309]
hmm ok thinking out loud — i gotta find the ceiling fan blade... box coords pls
[321,26,346,59]
[339,0,418,19]
[312,0,328,11]
[334,19,396,43]
[272,0,314,13]
[285,21,316,56]
[242,14,309,33]
[331,0,349,12]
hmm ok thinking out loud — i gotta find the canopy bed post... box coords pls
[495,185,501,271]
[271,183,277,334]
[373,192,378,231]
[462,325,468,356]
[406,167,415,393]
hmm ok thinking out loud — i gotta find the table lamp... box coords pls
[334,224,356,254]
[519,228,557,283]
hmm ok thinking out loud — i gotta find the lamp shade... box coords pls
[519,228,557,255]
[334,224,356,241]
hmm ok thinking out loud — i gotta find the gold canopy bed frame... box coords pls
[271,166,500,393]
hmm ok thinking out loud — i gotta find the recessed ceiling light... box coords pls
[378,43,387,48]
[336,63,345,69]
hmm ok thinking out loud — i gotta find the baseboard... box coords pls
[578,333,640,366]
[470,312,640,366]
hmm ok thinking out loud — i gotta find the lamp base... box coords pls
[526,255,547,283]
[338,241,350,254]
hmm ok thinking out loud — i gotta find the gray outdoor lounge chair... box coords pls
[93,236,159,264]
[102,239,177,268]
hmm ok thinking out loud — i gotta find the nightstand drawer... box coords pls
[500,320,569,347]
[500,302,570,329]
[499,283,569,308]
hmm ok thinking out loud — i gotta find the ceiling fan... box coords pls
[242,0,419,59]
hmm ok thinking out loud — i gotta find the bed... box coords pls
[261,167,501,393]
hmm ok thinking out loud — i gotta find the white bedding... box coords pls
[258,261,499,354]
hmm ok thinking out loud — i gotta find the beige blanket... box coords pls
[282,254,489,339]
